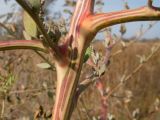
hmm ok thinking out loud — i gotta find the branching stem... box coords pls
[15,0,62,59]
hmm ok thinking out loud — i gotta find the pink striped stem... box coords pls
[0,40,47,52]
[83,6,160,34]
[53,0,95,120]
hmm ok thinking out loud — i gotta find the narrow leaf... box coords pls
[37,63,51,69]
[23,30,32,40]
[83,46,93,63]
[23,11,38,38]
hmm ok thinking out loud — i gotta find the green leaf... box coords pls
[23,11,38,38]
[37,63,51,69]
[83,46,93,63]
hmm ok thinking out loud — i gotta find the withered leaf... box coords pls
[23,11,38,38]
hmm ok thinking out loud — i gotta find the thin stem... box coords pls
[106,45,160,99]
[0,22,14,35]
[76,107,83,120]
[0,40,47,52]
[8,87,54,94]
[112,21,158,57]
[0,100,5,118]
[79,98,92,120]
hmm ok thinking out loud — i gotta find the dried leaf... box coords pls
[9,24,16,32]
[23,30,32,40]
[136,55,146,63]
[37,63,51,69]
[121,41,126,47]
[23,11,38,38]
[92,51,100,65]
[97,64,106,76]
[132,108,140,118]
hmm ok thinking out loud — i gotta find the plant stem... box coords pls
[16,0,62,59]
[84,6,160,34]
[0,40,47,52]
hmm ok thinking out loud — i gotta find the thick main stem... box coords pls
[53,36,87,120]
[53,0,95,118]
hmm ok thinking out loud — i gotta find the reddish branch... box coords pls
[0,40,47,52]
[83,6,160,34]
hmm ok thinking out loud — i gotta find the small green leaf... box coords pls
[83,46,93,63]
[37,63,51,69]
[23,11,38,38]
